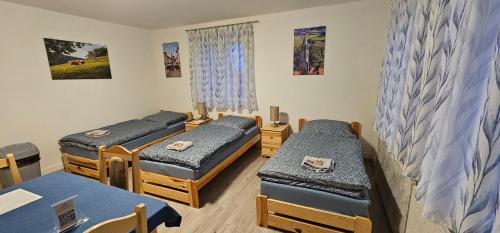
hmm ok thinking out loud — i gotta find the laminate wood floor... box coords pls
[148,146,392,233]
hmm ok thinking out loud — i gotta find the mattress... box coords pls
[60,121,185,160]
[139,126,259,180]
[258,132,371,198]
[261,180,370,217]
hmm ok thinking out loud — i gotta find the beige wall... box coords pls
[150,0,390,148]
[0,0,390,173]
[0,1,157,173]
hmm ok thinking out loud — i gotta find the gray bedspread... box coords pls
[257,132,371,198]
[208,115,256,130]
[59,119,166,151]
[139,124,245,170]
[143,111,186,126]
[301,119,356,138]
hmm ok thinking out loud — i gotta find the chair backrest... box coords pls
[109,157,127,190]
[83,203,148,233]
[0,153,22,187]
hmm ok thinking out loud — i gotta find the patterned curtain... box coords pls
[375,0,500,232]
[187,23,258,112]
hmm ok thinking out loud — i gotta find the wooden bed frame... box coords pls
[135,113,262,208]
[256,118,371,233]
[61,112,193,191]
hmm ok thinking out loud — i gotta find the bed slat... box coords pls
[141,171,188,190]
[267,198,356,231]
[268,214,344,233]
[142,183,189,203]
[67,164,99,179]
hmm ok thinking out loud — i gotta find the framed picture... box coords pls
[293,26,326,76]
[43,38,112,80]
[162,42,182,77]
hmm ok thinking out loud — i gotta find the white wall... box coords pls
[150,0,389,148]
[0,1,157,173]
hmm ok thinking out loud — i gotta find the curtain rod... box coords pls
[185,20,259,32]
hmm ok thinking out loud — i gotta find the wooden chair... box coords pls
[109,157,127,190]
[0,153,22,188]
[83,203,149,233]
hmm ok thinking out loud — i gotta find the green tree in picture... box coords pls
[43,39,88,61]
[309,46,322,67]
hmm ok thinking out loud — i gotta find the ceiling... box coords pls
[4,0,352,29]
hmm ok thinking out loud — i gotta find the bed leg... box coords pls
[354,216,372,233]
[138,170,145,194]
[187,180,199,208]
[256,195,268,227]
[132,154,141,193]
[61,154,70,172]
[98,146,107,184]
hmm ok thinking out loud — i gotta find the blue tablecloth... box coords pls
[0,172,181,233]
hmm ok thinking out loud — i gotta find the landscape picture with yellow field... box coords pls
[43,38,112,80]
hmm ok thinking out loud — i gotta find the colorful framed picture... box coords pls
[43,38,112,80]
[162,42,182,78]
[293,26,326,76]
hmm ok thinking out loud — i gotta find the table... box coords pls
[0,172,181,233]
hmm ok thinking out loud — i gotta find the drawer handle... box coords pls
[270,136,274,140]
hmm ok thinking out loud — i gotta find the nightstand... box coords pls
[261,123,290,157]
[185,118,212,131]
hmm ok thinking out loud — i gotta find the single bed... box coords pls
[59,111,192,191]
[256,118,372,233]
[133,113,262,208]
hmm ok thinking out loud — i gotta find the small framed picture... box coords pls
[51,195,78,232]
[162,42,182,78]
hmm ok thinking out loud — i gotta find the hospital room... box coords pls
[0,0,498,232]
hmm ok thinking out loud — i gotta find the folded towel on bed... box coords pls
[302,156,333,173]
[84,129,110,138]
[166,141,193,151]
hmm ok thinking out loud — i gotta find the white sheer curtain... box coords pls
[187,23,258,112]
[375,0,500,232]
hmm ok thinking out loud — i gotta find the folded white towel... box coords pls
[166,141,193,151]
[301,156,333,173]
[85,129,110,138]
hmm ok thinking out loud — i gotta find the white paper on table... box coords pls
[0,189,42,215]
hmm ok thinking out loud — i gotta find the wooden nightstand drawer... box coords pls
[261,134,283,145]
[262,146,278,155]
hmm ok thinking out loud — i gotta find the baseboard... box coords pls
[42,163,64,175]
